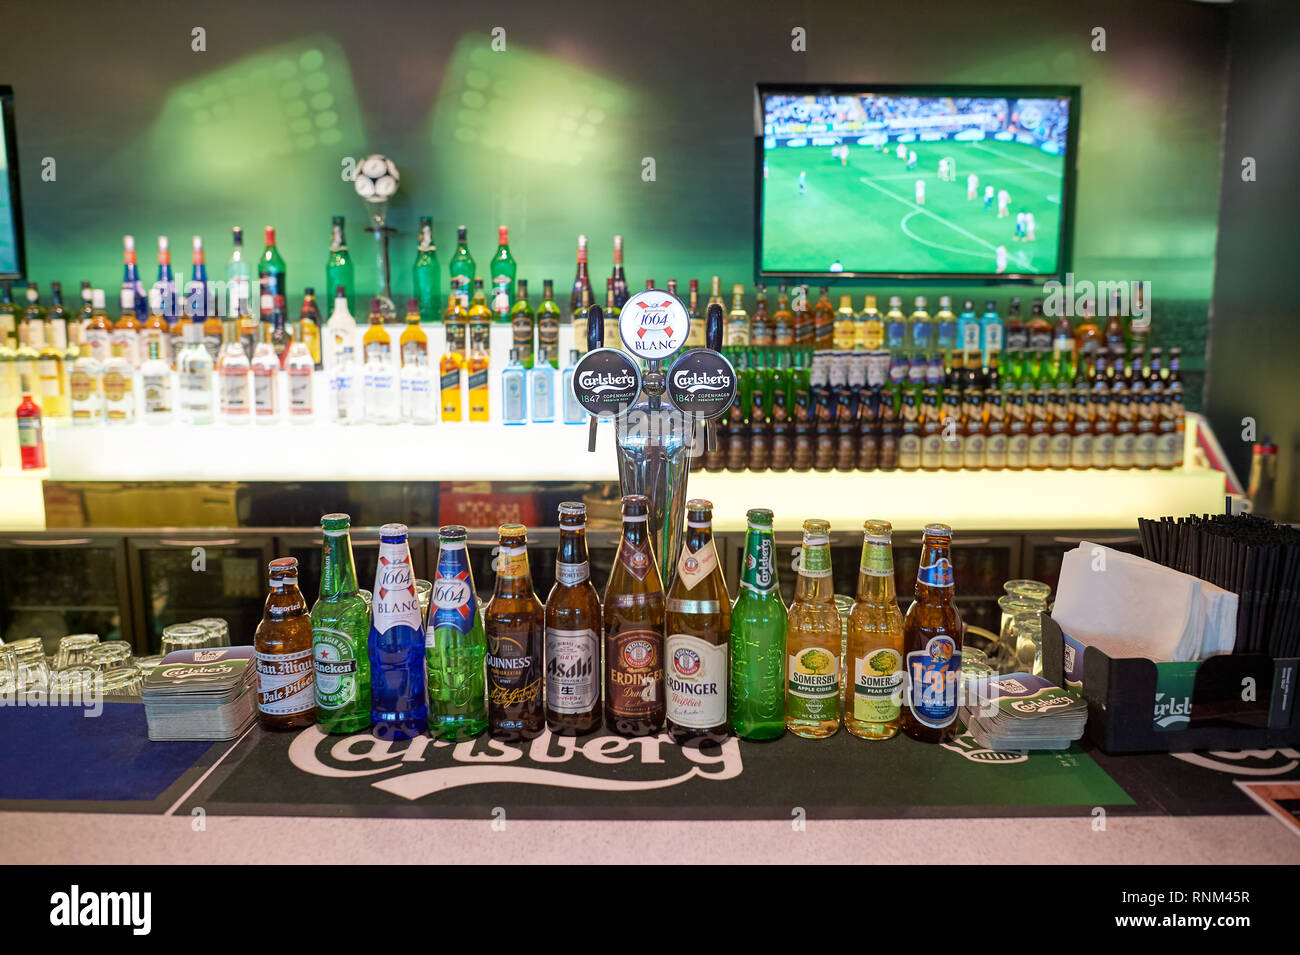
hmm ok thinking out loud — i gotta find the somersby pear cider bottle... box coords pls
[846,520,905,740]
[785,519,841,738]
[603,494,666,737]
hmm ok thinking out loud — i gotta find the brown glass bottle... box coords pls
[834,387,857,471]
[793,285,815,346]
[812,286,835,348]
[725,397,748,472]
[665,500,731,743]
[485,523,545,741]
[899,390,923,471]
[856,388,881,471]
[769,391,792,471]
[254,557,317,730]
[773,284,794,348]
[1026,390,1050,470]
[813,392,836,472]
[941,390,964,470]
[901,524,963,744]
[878,397,900,470]
[984,388,1006,470]
[791,394,814,472]
[961,389,986,470]
[544,502,603,735]
[748,390,770,471]
[603,495,666,736]
[750,284,773,347]
[1068,386,1093,470]
[1005,388,1029,469]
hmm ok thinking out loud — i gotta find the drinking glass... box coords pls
[161,624,208,656]
[190,618,230,647]
[54,634,100,670]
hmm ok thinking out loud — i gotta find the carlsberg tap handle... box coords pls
[587,304,603,352]
[706,302,724,352]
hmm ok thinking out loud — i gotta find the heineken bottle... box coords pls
[729,508,787,740]
[427,525,488,739]
[310,513,372,733]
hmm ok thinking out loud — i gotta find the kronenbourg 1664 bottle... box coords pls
[368,523,429,740]
[427,525,489,739]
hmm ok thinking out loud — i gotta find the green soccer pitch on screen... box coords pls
[757,85,1078,281]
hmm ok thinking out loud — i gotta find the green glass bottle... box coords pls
[489,225,517,322]
[325,216,354,317]
[509,279,535,369]
[729,508,787,740]
[536,279,561,369]
[0,280,18,346]
[257,226,287,324]
[448,225,476,310]
[413,216,441,322]
[310,513,372,733]
[427,525,489,739]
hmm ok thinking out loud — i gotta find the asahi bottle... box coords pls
[485,523,545,741]
[310,514,371,733]
[254,558,316,731]
[846,521,905,740]
[545,502,603,734]
[785,519,841,739]
[369,524,428,740]
[665,500,731,743]
[729,508,787,740]
[603,495,666,736]
[902,524,963,743]
[427,525,488,739]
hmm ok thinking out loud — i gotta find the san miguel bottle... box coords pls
[846,521,905,740]
[427,525,488,739]
[785,519,841,738]
[902,523,963,743]
[310,513,371,734]
[545,502,603,735]
[485,523,545,741]
[665,500,731,743]
[603,495,666,737]
[369,523,429,740]
[255,558,317,730]
[730,508,787,739]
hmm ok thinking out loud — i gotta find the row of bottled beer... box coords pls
[253,502,966,746]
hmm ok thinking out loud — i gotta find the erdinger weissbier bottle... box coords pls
[902,523,963,743]
[485,523,545,741]
[544,502,603,735]
[368,523,428,740]
[665,500,731,743]
[603,495,666,737]
[427,525,488,739]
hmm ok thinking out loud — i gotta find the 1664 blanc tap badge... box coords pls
[619,288,690,361]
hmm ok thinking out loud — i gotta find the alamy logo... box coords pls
[49,886,151,935]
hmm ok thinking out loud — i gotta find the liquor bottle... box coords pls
[905,296,932,358]
[509,279,535,369]
[101,342,135,424]
[772,284,794,349]
[121,235,147,325]
[140,339,172,424]
[16,378,46,469]
[1101,290,1127,359]
[485,523,545,741]
[683,278,704,350]
[466,343,490,422]
[610,235,629,307]
[940,388,963,470]
[369,524,429,740]
[443,282,468,361]
[285,341,315,424]
[664,499,730,743]
[729,508,786,739]
[448,225,475,310]
[1074,297,1101,365]
[298,288,322,369]
[112,286,142,369]
[810,287,833,349]
[362,297,399,424]
[227,227,253,333]
[413,216,441,322]
[255,558,317,731]
[179,236,207,365]
[956,299,979,364]
[980,299,1004,369]
[884,296,906,352]
[845,520,904,740]
[200,285,222,367]
[85,289,112,363]
[833,294,855,352]
[69,343,104,425]
[467,278,492,358]
[151,236,175,329]
[544,502,603,733]
[139,284,169,378]
[34,299,65,418]
[501,347,526,425]
[1129,281,1150,350]
[325,216,354,316]
[878,392,900,470]
[21,284,46,350]
[529,346,555,423]
[604,494,666,737]
[428,525,489,739]
[251,341,280,423]
[268,293,293,367]
[0,280,16,346]
[726,284,750,348]
[901,524,963,743]
[439,340,463,422]
[569,234,592,332]
[217,340,251,425]
[237,282,259,362]
[785,519,840,739]
[750,284,772,347]
[489,226,517,321]
[856,294,883,351]
[537,279,561,368]
[326,283,359,370]
[258,226,287,325]
[310,513,371,734]
[75,281,94,338]
[176,322,215,425]
[561,349,584,425]
[934,296,957,354]
[602,277,621,351]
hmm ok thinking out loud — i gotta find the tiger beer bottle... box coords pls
[603,495,666,736]
[545,502,603,735]
[901,524,964,743]
[255,558,317,731]
[785,519,841,739]
[665,500,731,744]
[485,523,545,741]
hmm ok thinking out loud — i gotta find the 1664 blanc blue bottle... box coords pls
[369,523,429,739]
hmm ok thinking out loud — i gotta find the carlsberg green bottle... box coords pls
[310,513,372,733]
[729,508,787,740]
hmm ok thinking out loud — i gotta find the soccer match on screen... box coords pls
[760,92,1071,278]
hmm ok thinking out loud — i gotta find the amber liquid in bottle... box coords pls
[254,557,317,731]
[485,523,546,741]
[603,495,666,737]
[901,525,963,744]
[545,502,603,735]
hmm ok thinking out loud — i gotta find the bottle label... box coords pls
[985,432,1008,466]
[859,540,894,578]
[467,369,489,393]
[899,432,921,469]
[256,647,315,717]
[69,370,93,402]
[739,532,778,595]
[799,540,832,579]
[607,628,663,718]
[1070,433,1093,467]
[676,537,719,590]
[18,416,42,448]
[787,648,839,720]
[904,636,961,728]
[220,370,249,414]
[402,341,426,366]
[1048,432,1072,467]
[142,372,171,414]
[1027,432,1050,468]
[366,341,390,364]
[854,648,903,724]
[1114,432,1137,467]
[373,539,422,632]
[495,544,528,579]
[1091,431,1114,468]
[289,368,313,415]
[1007,433,1029,468]
[487,630,541,711]
[512,316,534,362]
[440,368,461,392]
[253,367,276,414]
[103,370,129,402]
[312,626,360,710]
[666,633,727,728]
[618,540,653,582]
[430,546,477,642]
[963,433,985,468]
[555,560,589,586]
[545,627,599,714]
[917,555,954,588]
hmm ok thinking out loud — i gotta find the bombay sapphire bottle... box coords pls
[561,348,584,425]
[369,523,428,740]
[502,347,526,425]
[529,346,555,423]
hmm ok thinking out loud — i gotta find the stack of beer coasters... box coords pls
[961,672,1088,751]
[142,646,259,741]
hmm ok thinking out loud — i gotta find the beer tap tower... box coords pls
[571,291,737,588]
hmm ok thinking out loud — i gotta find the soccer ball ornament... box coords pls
[353,154,400,202]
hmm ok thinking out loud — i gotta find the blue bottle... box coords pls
[561,348,585,425]
[957,299,980,358]
[530,346,556,422]
[368,523,429,740]
[885,296,907,352]
[502,347,526,424]
[980,299,1004,367]
[935,296,958,352]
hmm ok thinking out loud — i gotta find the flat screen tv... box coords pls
[756,84,1079,281]
[0,86,25,279]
